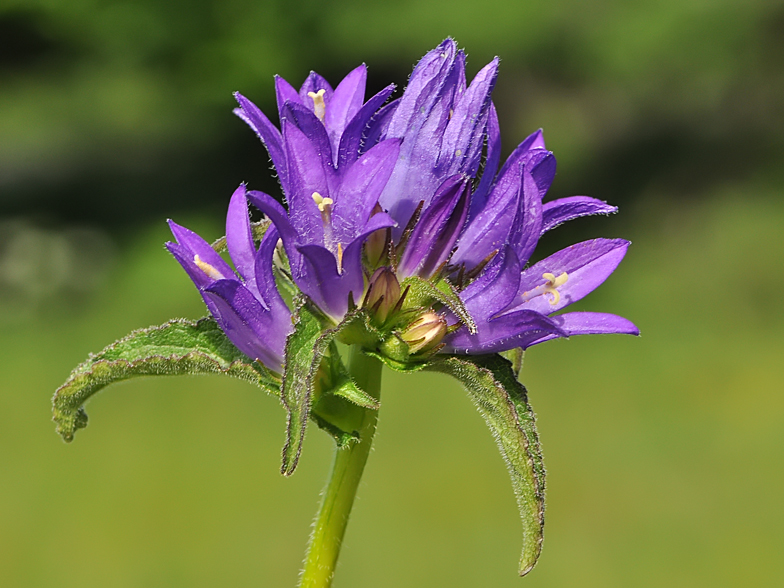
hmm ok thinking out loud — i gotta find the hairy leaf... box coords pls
[280,300,374,475]
[326,345,380,410]
[53,318,280,442]
[425,354,545,576]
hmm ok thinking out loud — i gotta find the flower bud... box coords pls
[363,267,401,325]
[364,203,390,267]
[400,312,447,355]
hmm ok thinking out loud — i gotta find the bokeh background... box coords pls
[2,0,784,586]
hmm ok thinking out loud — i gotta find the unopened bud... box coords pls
[400,312,447,355]
[364,203,390,267]
[364,267,401,325]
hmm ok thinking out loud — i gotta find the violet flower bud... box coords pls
[363,267,401,325]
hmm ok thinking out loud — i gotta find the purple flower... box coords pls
[234,67,402,320]
[172,38,637,365]
[166,184,292,371]
[358,39,638,353]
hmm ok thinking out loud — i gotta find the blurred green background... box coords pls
[2,0,783,586]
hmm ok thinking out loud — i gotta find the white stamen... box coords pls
[312,191,334,226]
[193,255,225,280]
[307,89,326,121]
[519,271,569,306]
[336,242,344,274]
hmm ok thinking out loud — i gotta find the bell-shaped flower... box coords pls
[165,184,293,372]
[234,65,397,192]
[442,240,639,354]
[226,38,637,352]
[245,131,402,321]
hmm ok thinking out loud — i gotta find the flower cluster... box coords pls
[167,39,638,374]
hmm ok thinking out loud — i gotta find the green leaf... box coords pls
[280,300,375,476]
[307,342,379,448]
[363,348,429,373]
[425,354,545,576]
[326,345,380,410]
[500,347,524,377]
[52,318,280,443]
[400,276,476,333]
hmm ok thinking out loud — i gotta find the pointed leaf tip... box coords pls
[425,354,545,575]
[52,318,281,443]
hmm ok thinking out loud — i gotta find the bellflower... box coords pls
[168,37,637,365]
[56,39,642,585]
[166,184,292,371]
[233,67,401,320]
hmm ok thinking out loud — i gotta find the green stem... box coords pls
[298,347,383,588]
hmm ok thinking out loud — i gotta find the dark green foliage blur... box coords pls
[2,1,783,586]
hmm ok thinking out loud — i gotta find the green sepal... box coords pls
[281,299,379,476]
[363,347,429,373]
[425,353,545,576]
[52,318,280,443]
[400,275,476,333]
[500,348,524,377]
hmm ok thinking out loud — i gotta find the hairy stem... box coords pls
[298,347,383,588]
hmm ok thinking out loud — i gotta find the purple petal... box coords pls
[470,102,501,218]
[358,208,398,236]
[361,98,399,152]
[494,129,547,181]
[455,50,467,94]
[233,93,287,193]
[281,102,335,192]
[245,189,298,245]
[511,238,630,315]
[387,38,457,138]
[338,84,396,168]
[225,184,257,291]
[325,64,367,155]
[167,220,235,280]
[298,71,334,110]
[332,138,401,243]
[528,149,556,198]
[553,311,639,336]
[203,279,288,370]
[438,57,499,178]
[274,75,301,122]
[280,119,329,242]
[245,188,303,277]
[398,176,470,278]
[541,196,618,234]
[522,129,546,151]
[508,168,543,264]
[165,242,219,308]
[296,244,361,320]
[254,226,289,316]
[518,311,640,347]
[452,155,523,267]
[442,309,566,354]
[381,60,462,232]
[459,246,521,323]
